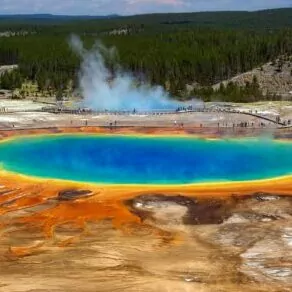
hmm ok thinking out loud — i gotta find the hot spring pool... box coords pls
[0,135,291,184]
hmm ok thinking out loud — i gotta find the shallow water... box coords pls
[0,135,291,184]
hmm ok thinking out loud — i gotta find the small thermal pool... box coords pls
[0,135,291,184]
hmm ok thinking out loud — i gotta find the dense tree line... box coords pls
[0,70,23,90]
[0,10,292,102]
[192,76,265,102]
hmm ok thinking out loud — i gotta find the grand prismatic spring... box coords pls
[0,134,292,184]
[0,128,292,292]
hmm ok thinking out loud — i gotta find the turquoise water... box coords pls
[0,135,291,184]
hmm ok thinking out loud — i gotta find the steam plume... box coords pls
[69,35,200,111]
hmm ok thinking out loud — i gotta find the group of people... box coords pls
[70,119,119,128]
[173,120,184,128]
[176,105,194,112]
[109,121,118,129]
[275,116,291,126]
[0,107,8,113]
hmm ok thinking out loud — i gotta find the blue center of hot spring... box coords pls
[0,135,291,184]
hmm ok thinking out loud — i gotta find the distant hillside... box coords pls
[0,14,119,25]
[0,14,119,19]
[0,8,292,30]
[121,8,292,30]
[213,56,292,98]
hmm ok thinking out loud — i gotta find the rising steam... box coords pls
[69,35,199,111]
